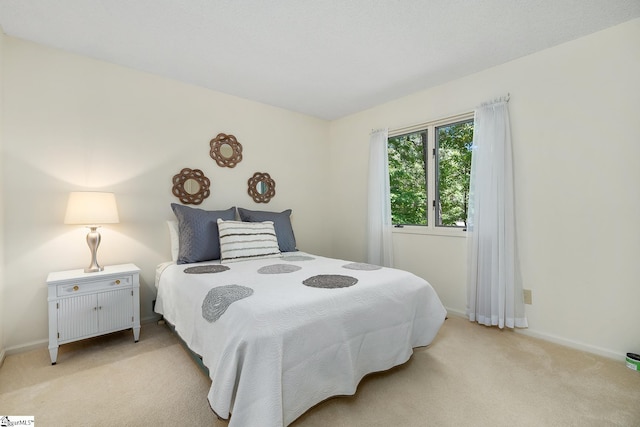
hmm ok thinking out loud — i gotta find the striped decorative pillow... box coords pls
[217,219,281,263]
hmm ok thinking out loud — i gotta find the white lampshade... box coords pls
[64,192,119,225]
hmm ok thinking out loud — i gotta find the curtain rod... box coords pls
[370,128,388,135]
[389,110,475,137]
[382,92,511,137]
[479,93,510,107]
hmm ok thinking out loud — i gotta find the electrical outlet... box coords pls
[523,289,532,305]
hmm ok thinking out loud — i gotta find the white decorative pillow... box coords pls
[167,220,179,262]
[217,219,281,264]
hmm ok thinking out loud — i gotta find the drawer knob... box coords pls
[73,285,79,291]
[115,279,121,285]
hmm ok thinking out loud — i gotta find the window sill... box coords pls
[392,225,467,238]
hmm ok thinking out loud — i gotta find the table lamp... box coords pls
[64,191,120,272]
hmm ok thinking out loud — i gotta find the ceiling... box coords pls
[1,1,639,120]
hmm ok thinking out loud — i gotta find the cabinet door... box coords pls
[58,294,99,341]
[98,288,133,333]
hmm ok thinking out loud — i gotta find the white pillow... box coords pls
[167,220,179,262]
[217,219,281,264]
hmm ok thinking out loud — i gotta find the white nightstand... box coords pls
[47,263,141,365]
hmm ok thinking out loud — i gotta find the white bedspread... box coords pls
[155,253,446,427]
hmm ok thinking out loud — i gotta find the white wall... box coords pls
[2,19,639,361]
[0,29,6,362]
[329,19,640,359]
[1,37,331,351]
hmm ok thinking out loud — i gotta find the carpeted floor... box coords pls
[1,315,638,426]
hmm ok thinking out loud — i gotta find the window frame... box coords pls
[388,112,474,238]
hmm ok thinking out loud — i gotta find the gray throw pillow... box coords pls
[237,208,297,252]
[171,204,236,264]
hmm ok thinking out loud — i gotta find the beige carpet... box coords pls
[1,316,638,426]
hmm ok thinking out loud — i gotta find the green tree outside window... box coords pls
[388,119,473,228]
[436,120,474,227]
[388,131,427,225]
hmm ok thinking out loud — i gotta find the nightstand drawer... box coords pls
[56,275,133,297]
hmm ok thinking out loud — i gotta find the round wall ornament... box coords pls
[210,133,243,168]
[172,167,211,205]
[247,172,276,203]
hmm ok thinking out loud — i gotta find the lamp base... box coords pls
[85,226,104,273]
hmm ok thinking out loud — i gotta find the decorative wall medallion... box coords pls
[210,133,243,168]
[247,172,276,203]
[172,168,211,205]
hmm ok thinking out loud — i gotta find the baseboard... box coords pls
[514,328,623,361]
[1,312,623,363]
[2,317,162,359]
[443,307,624,362]
[142,314,163,325]
[445,307,466,318]
[4,338,48,357]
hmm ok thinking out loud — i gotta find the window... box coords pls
[388,114,474,230]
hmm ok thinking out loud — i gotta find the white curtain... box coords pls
[466,98,527,329]
[367,128,394,267]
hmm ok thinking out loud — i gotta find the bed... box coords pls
[154,204,447,427]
